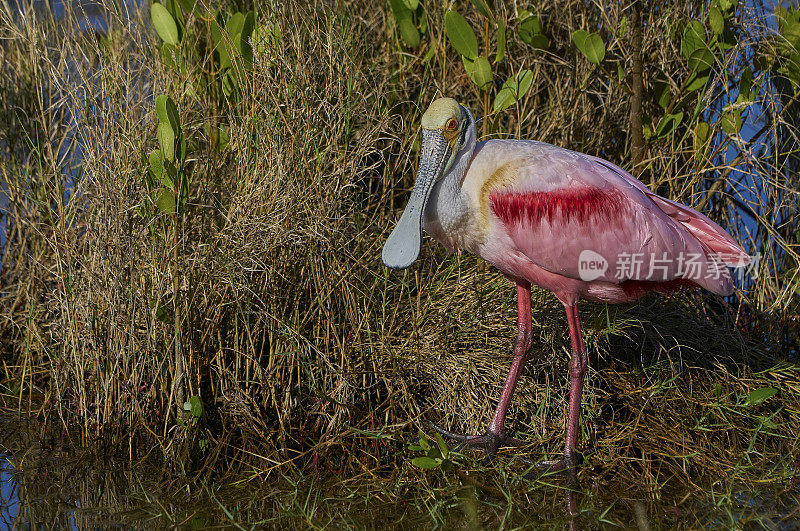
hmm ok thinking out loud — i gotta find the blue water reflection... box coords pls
[1,453,21,529]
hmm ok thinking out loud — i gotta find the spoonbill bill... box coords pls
[382,98,750,472]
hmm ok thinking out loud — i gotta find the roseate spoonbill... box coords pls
[382,98,750,472]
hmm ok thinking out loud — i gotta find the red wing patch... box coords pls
[490,188,624,226]
[619,278,700,297]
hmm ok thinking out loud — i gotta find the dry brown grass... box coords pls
[0,0,797,502]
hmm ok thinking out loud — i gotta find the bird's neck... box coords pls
[424,111,478,251]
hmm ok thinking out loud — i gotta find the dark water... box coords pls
[1,416,799,529]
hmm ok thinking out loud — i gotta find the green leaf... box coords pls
[681,20,706,60]
[685,73,709,92]
[422,39,437,63]
[176,0,197,16]
[401,0,418,10]
[688,47,714,72]
[493,69,533,112]
[412,457,441,469]
[160,43,176,69]
[720,109,742,134]
[445,11,479,60]
[758,415,778,429]
[655,112,683,137]
[693,120,710,155]
[156,189,176,214]
[151,3,179,45]
[398,18,420,47]
[463,56,493,90]
[719,27,737,50]
[252,21,281,55]
[240,11,255,64]
[149,149,174,190]
[642,118,653,140]
[157,122,175,162]
[155,95,180,136]
[709,7,724,35]
[745,387,778,407]
[694,120,710,143]
[739,66,753,99]
[572,30,605,64]
[179,173,189,211]
[177,135,187,164]
[211,20,231,69]
[219,126,230,152]
[654,80,671,110]
[435,432,449,459]
[163,0,183,26]
[189,395,204,418]
[389,0,412,21]
[518,14,544,46]
[469,0,492,20]
[222,69,237,97]
[226,12,245,40]
[418,433,430,451]
[527,34,549,50]
[495,19,505,63]
[617,60,625,82]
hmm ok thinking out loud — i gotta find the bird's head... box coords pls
[382,98,472,270]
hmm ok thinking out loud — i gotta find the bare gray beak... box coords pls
[382,130,451,270]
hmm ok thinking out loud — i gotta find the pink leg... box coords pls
[521,304,589,478]
[432,281,533,458]
[564,304,587,459]
[487,281,533,436]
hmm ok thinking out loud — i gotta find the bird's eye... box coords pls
[446,119,458,131]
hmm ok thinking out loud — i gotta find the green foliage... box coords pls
[445,11,478,60]
[151,3,179,45]
[517,11,549,50]
[408,431,454,471]
[774,6,800,87]
[495,19,506,62]
[687,47,714,73]
[389,0,426,48]
[681,21,707,60]
[693,121,711,157]
[463,56,492,90]
[720,109,742,135]
[442,3,543,128]
[572,29,605,64]
[183,395,204,424]
[709,7,724,35]
[744,387,778,407]
[157,122,175,162]
[493,69,533,112]
[468,0,492,21]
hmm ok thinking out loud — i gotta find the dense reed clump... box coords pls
[0,0,798,503]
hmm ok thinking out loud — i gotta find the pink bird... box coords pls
[382,98,750,472]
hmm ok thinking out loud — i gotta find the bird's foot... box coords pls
[429,422,531,465]
[518,447,595,480]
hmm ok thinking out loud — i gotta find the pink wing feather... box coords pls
[586,155,751,267]
[482,141,748,297]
